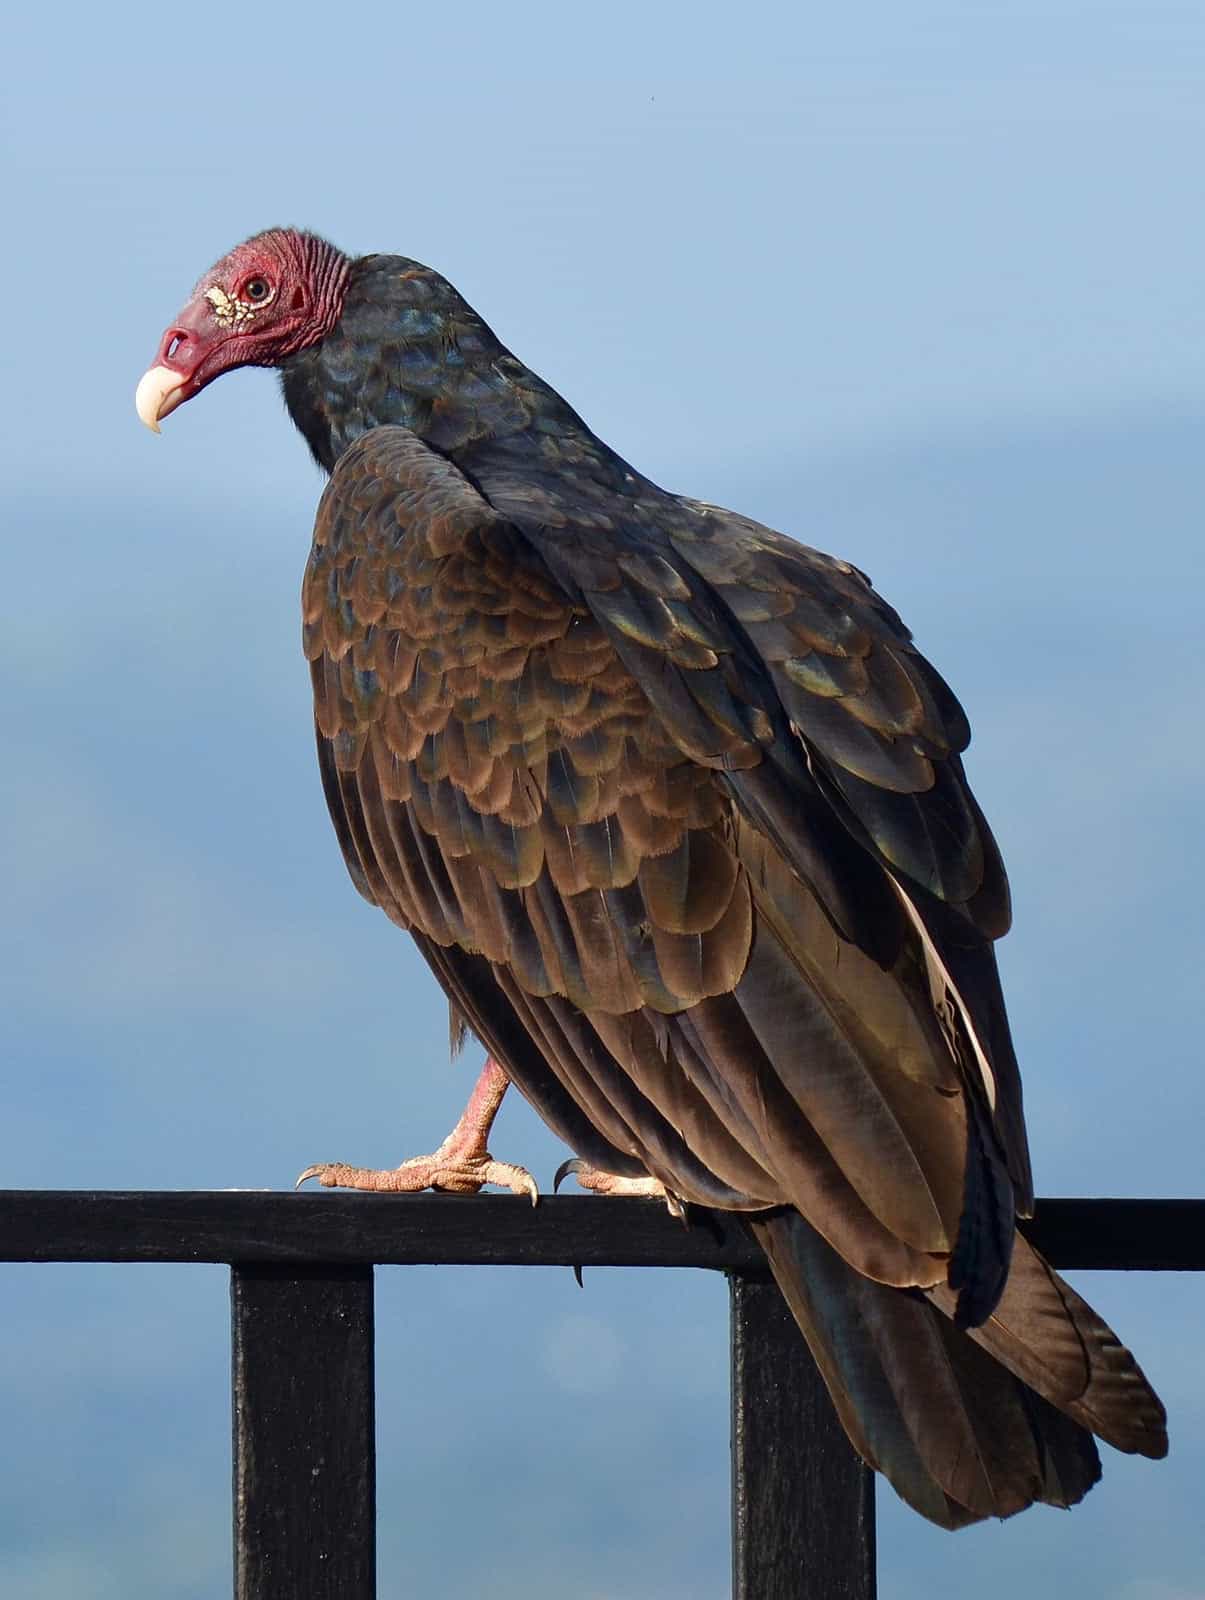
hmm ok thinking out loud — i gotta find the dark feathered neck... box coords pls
[280,255,620,483]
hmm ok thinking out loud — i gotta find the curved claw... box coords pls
[553,1158,585,1194]
[295,1164,333,1190]
[487,1162,540,1206]
[553,1158,686,1218]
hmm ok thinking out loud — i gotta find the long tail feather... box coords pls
[928,1233,1168,1460]
[750,1209,1167,1527]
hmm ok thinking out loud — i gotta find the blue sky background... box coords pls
[3,2,1203,1595]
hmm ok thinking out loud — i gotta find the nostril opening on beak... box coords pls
[166,333,186,362]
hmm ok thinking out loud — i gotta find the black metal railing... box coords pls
[2,1192,1202,1600]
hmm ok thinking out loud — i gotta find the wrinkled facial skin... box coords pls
[136,232,334,431]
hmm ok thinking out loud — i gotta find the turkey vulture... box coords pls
[137,229,1166,1527]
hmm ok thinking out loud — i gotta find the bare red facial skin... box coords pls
[140,230,350,423]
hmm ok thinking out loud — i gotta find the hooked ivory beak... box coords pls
[135,366,189,434]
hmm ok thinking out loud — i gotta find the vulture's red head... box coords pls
[136,229,349,431]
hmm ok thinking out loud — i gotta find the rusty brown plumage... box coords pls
[141,233,1166,1529]
[297,420,1164,1524]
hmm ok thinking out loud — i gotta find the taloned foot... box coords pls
[296,1055,538,1205]
[297,1152,537,1202]
[554,1158,686,1220]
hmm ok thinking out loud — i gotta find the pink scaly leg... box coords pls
[297,1056,537,1204]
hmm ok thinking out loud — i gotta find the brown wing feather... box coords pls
[302,424,1163,1525]
[307,427,1009,1306]
[511,486,1031,1219]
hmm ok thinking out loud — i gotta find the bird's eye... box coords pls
[243,277,271,303]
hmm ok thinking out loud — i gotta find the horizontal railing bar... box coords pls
[1021,1196,1205,1271]
[0,1191,760,1268]
[0,1192,1201,1270]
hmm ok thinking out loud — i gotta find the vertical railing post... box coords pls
[231,1264,376,1600]
[730,1273,875,1600]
